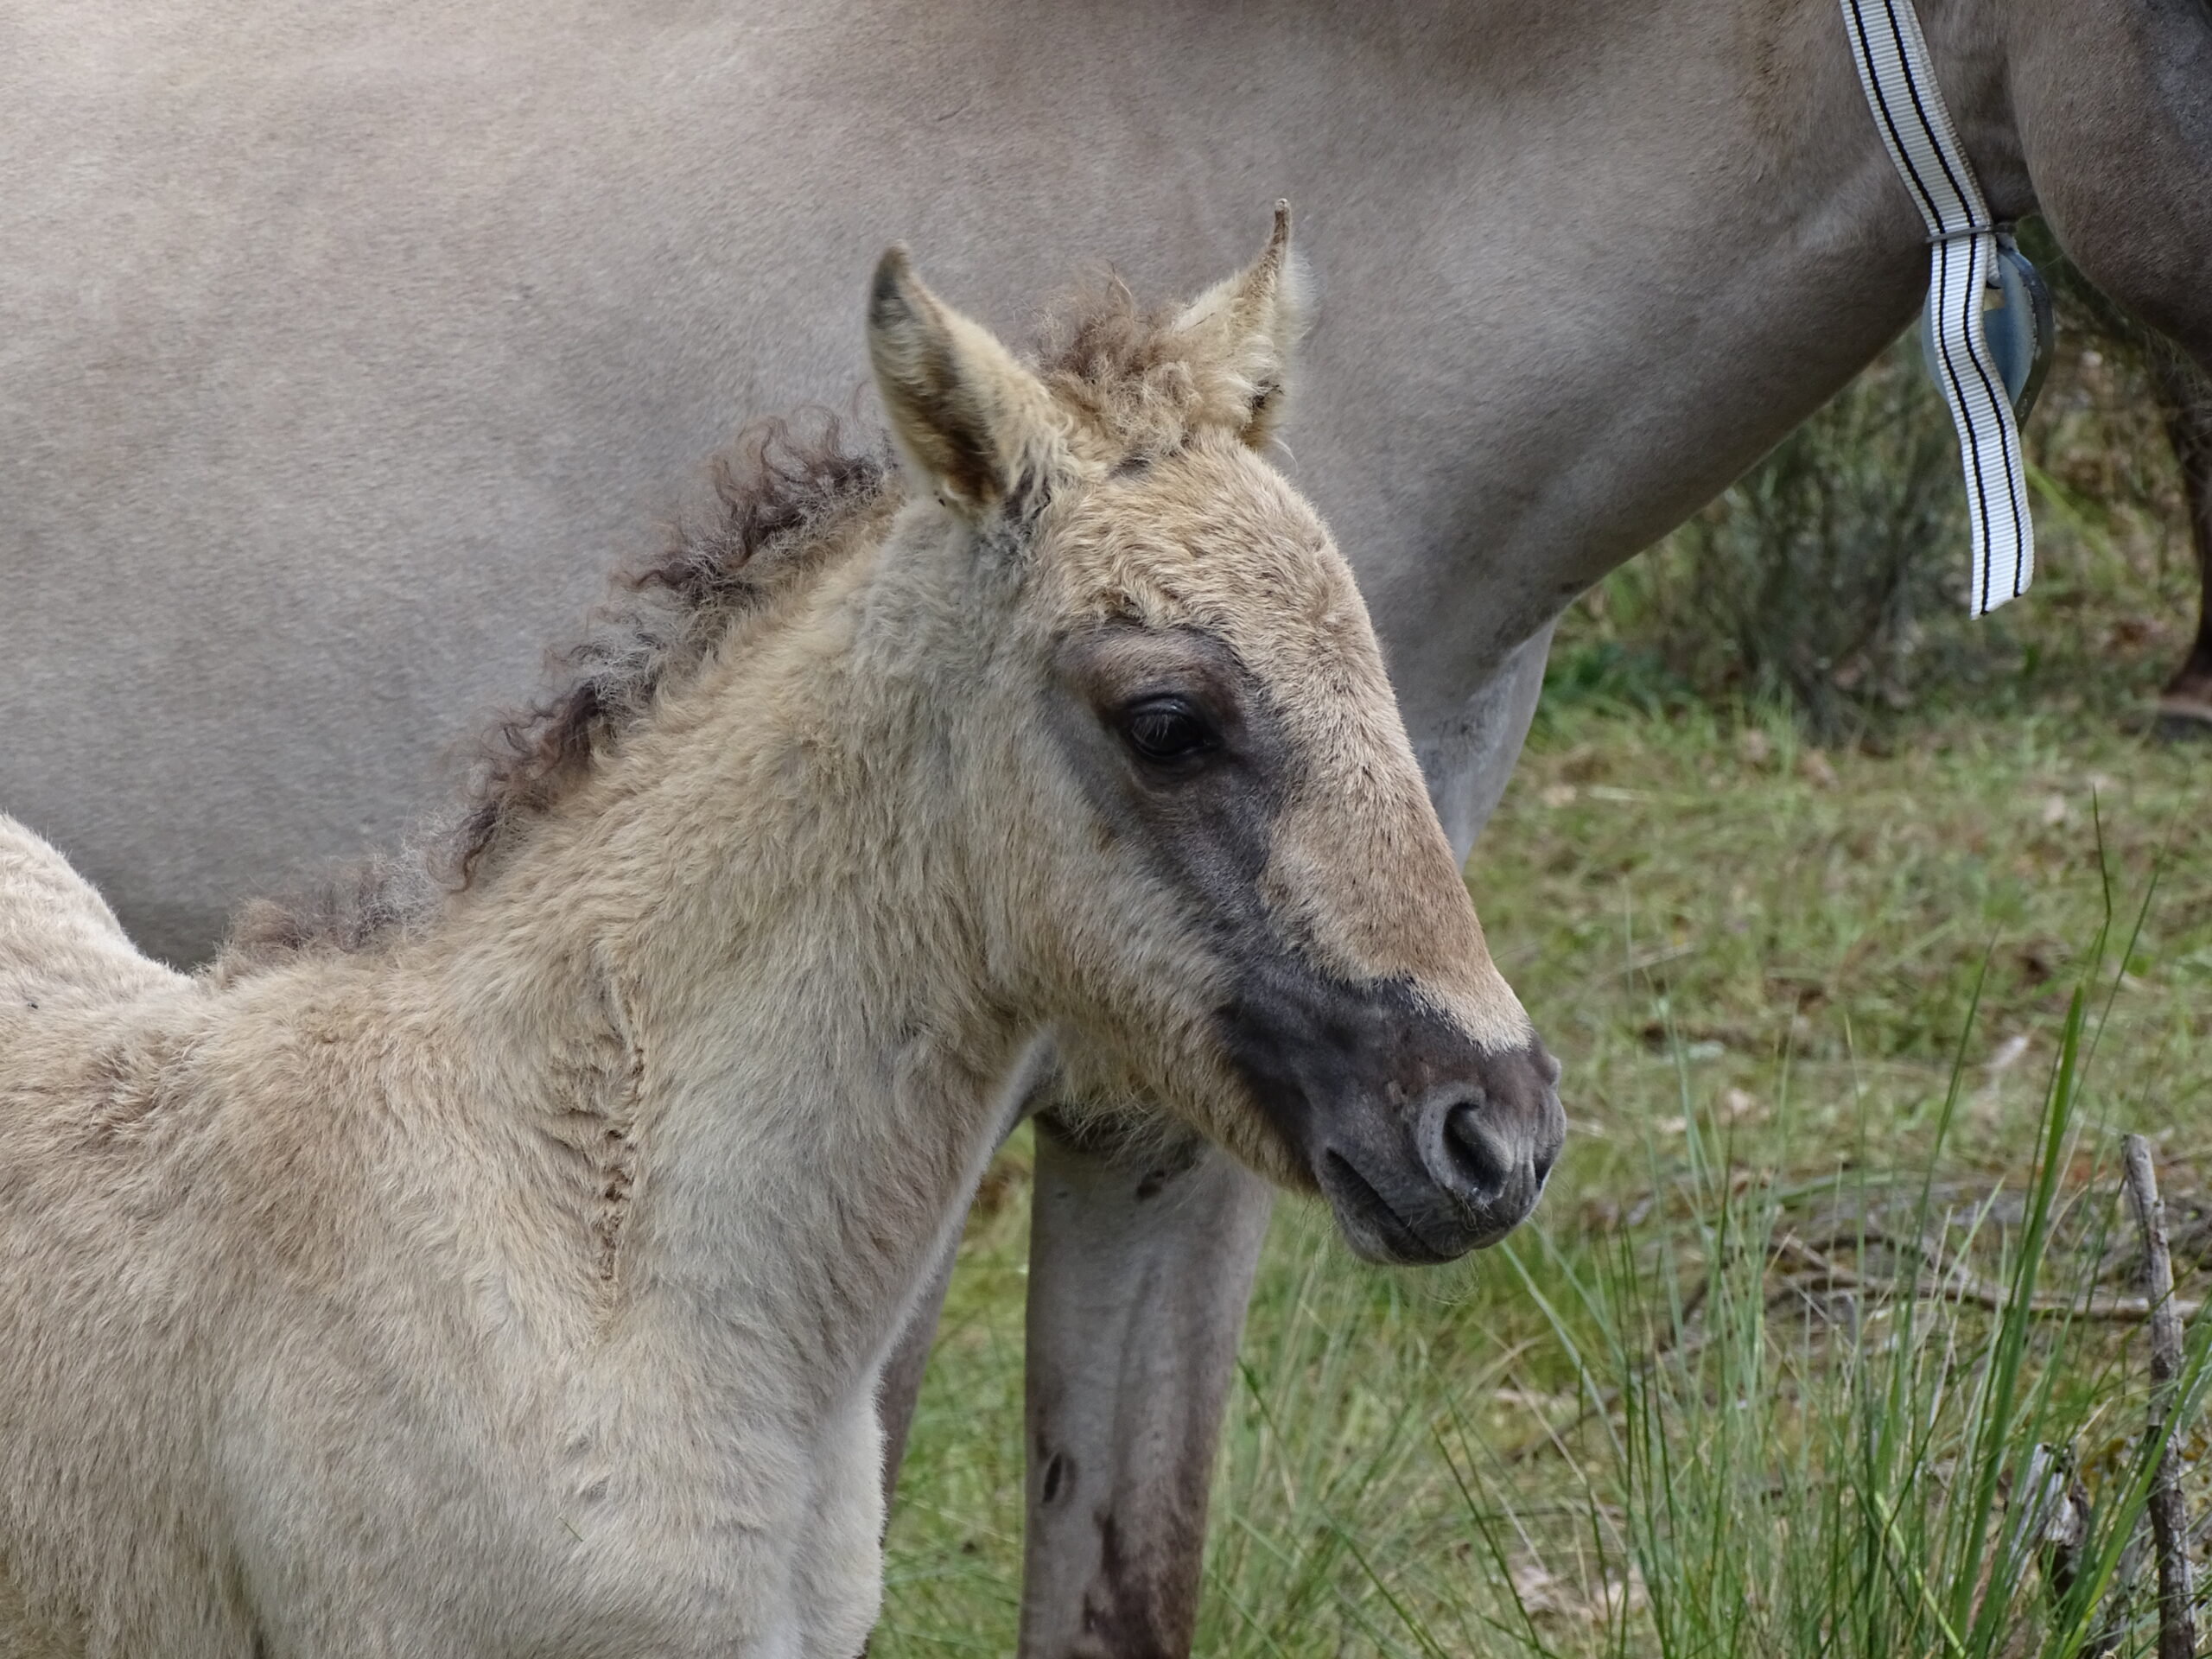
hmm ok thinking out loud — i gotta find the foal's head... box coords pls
[874,208,1563,1263]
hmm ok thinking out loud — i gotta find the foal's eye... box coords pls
[1120,698,1217,766]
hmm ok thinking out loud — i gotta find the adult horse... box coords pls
[3,1,2208,1653]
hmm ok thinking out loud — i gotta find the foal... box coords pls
[0,213,1562,1657]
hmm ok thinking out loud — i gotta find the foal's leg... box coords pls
[1015,1113,1274,1659]
[874,1229,959,1507]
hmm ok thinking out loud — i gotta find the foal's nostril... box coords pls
[1533,1138,1560,1184]
[1439,1101,1511,1205]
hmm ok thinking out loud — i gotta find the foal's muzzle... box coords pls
[1221,962,1566,1267]
[1313,1043,1565,1265]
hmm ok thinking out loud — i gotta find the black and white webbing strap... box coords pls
[1840,0,2034,614]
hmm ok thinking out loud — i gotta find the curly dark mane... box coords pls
[1034,277,1215,456]
[218,279,1227,976]
[450,416,887,885]
[220,415,887,972]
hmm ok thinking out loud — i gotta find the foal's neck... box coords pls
[428,520,1027,1402]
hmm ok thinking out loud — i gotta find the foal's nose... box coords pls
[1415,1054,1563,1237]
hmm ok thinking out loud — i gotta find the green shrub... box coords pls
[1554,222,2193,739]
[1548,332,1970,741]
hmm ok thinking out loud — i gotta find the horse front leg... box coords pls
[1016,1110,1274,1659]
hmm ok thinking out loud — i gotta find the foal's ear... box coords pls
[868,248,1059,516]
[1171,201,1314,449]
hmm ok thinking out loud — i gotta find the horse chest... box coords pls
[211,1337,885,1657]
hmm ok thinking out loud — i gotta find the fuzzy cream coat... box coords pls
[0,218,1549,1657]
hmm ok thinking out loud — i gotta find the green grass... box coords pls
[874,338,2212,1656]
[877,699,2212,1659]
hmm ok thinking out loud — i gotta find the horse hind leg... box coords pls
[2152,350,2212,727]
[0,813,182,1012]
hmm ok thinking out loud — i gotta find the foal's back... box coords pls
[0,823,431,1658]
[0,822,248,1655]
[0,816,181,1013]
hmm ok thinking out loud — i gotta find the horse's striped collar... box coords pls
[1840,0,2044,615]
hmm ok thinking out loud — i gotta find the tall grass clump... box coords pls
[1418,918,2212,1658]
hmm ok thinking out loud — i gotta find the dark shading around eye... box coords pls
[1121,698,1217,765]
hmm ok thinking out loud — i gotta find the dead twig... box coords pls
[2123,1134,2197,1659]
[2085,1506,2212,1659]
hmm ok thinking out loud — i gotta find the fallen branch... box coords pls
[1504,1220,2202,1467]
[1774,1232,2204,1325]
